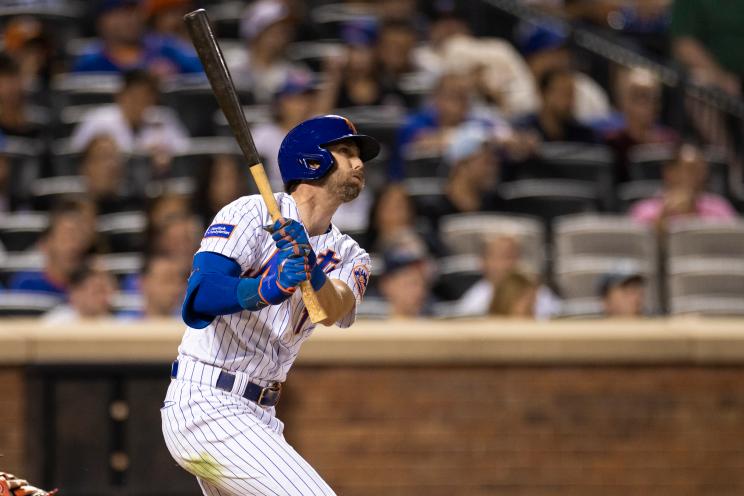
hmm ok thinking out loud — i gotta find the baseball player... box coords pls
[161,115,378,495]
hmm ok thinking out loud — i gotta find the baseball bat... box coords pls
[184,9,328,324]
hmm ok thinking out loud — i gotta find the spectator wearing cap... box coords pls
[456,235,561,319]
[0,53,45,139]
[42,264,117,324]
[515,20,610,124]
[2,16,54,90]
[70,69,189,174]
[423,124,506,232]
[72,0,202,77]
[317,18,408,111]
[378,243,435,318]
[145,0,193,43]
[251,71,318,189]
[630,143,737,232]
[232,0,306,103]
[598,270,646,317]
[514,68,597,144]
[605,67,678,184]
[389,71,501,180]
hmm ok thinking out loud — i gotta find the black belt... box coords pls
[170,360,282,407]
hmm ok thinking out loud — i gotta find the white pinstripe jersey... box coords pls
[177,193,370,383]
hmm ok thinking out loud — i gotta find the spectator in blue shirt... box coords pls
[72,0,202,77]
[10,199,98,298]
[389,72,497,180]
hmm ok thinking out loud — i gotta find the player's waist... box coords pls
[170,357,283,407]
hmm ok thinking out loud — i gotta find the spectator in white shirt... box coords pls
[70,69,189,173]
[456,235,561,319]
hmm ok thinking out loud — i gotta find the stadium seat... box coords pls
[0,291,62,317]
[213,105,272,137]
[667,219,744,259]
[667,258,744,315]
[402,150,446,179]
[162,75,250,137]
[5,136,44,208]
[554,297,603,319]
[0,251,44,287]
[499,179,599,234]
[50,73,121,109]
[627,144,729,195]
[169,137,243,179]
[438,212,544,271]
[31,176,87,210]
[404,177,446,212]
[286,41,344,73]
[554,213,656,262]
[431,254,482,301]
[97,212,148,253]
[0,212,49,252]
[616,179,661,211]
[111,291,145,314]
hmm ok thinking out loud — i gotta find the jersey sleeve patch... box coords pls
[352,262,370,297]
[204,224,236,239]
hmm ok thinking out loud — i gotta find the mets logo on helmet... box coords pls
[352,262,370,297]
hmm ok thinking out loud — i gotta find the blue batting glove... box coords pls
[257,245,311,305]
[266,218,310,249]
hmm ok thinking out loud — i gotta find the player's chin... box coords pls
[338,179,364,203]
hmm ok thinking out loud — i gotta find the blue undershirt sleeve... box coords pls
[182,252,266,329]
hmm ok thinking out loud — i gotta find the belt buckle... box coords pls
[257,383,282,406]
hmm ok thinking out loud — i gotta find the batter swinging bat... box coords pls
[183,8,328,324]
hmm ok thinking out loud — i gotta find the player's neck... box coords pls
[290,188,340,236]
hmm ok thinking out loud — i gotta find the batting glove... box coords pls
[265,217,327,290]
[257,245,311,305]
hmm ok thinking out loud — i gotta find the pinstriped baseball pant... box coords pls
[161,379,336,496]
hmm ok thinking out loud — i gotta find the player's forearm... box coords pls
[315,279,356,326]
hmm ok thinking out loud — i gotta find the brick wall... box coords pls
[281,366,744,496]
[0,368,26,475]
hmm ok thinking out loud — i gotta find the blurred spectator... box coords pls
[79,134,137,213]
[148,212,202,270]
[193,154,251,226]
[252,71,318,188]
[233,0,307,103]
[316,19,409,110]
[364,183,435,254]
[70,69,189,173]
[145,0,193,43]
[515,68,597,143]
[488,270,539,318]
[605,67,678,183]
[42,264,116,323]
[10,199,98,297]
[378,244,434,318]
[390,72,499,179]
[414,3,471,79]
[597,270,646,318]
[139,253,188,318]
[2,16,55,90]
[630,143,737,231]
[0,54,44,138]
[456,235,561,319]
[515,20,611,124]
[147,191,192,230]
[73,0,202,76]
[671,0,744,97]
[425,124,505,231]
[376,20,418,106]
[0,133,9,212]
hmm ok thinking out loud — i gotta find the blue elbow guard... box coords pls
[182,252,243,329]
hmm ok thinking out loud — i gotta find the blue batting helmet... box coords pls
[277,115,380,184]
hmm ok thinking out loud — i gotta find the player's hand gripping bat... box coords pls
[184,9,328,323]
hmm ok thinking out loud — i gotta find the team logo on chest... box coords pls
[316,249,341,272]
